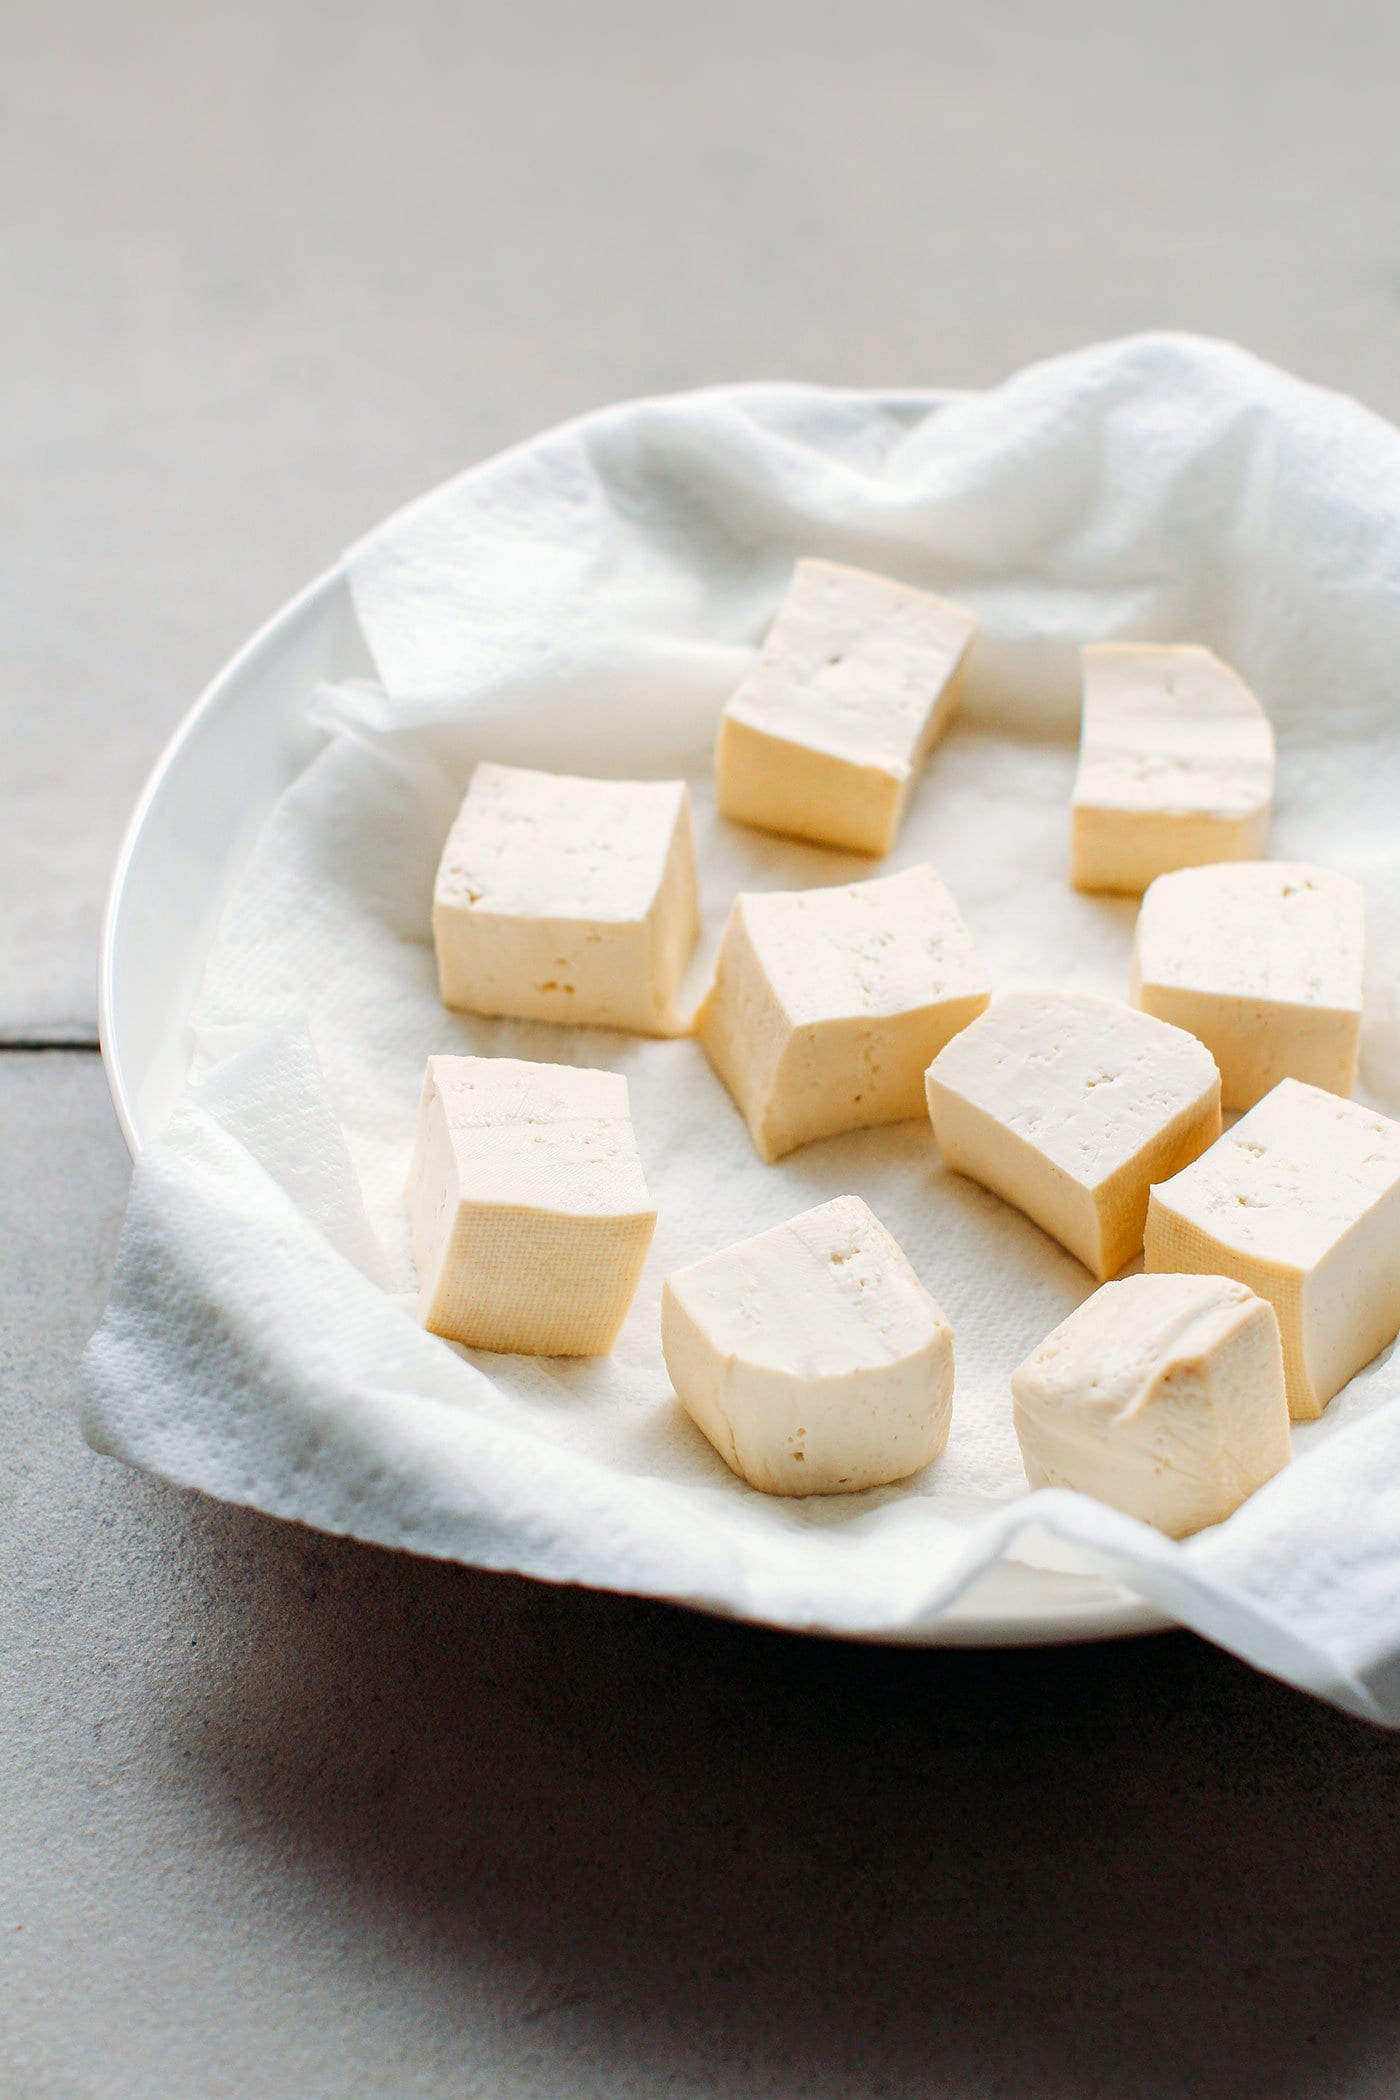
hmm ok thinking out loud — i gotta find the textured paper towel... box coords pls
[81,336,1400,1722]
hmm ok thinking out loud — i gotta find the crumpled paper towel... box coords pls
[81,334,1400,1722]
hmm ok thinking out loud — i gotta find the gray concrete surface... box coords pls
[6,0,1400,2092]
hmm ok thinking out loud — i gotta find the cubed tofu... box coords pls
[698,863,990,1163]
[662,1195,954,1495]
[1131,860,1364,1110]
[407,1055,656,1355]
[1071,643,1274,894]
[1146,1078,1400,1418]
[1011,1272,1291,1537]
[433,763,699,1034]
[925,988,1222,1280]
[716,558,978,855]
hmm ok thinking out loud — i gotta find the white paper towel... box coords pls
[81,335,1400,1722]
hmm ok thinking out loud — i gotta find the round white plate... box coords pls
[99,556,1169,1648]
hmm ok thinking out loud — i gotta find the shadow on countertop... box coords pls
[157,1489,1400,2100]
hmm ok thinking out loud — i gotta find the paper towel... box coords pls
[81,335,1400,1722]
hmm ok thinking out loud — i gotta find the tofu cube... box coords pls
[433,763,699,1035]
[1011,1273,1291,1538]
[925,988,1222,1281]
[698,863,990,1163]
[1146,1078,1400,1418]
[716,558,978,855]
[407,1055,656,1355]
[1071,644,1275,895]
[662,1195,954,1495]
[1131,860,1364,1110]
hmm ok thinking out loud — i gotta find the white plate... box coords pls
[99,558,1168,1649]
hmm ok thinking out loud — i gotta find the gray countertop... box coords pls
[5,2,1400,2092]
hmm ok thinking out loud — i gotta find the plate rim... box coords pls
[99,557,345,1157]
[97,433,1172,1653]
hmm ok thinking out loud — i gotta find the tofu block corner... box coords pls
[407,1054,656,1356]
[716,557,978,855]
